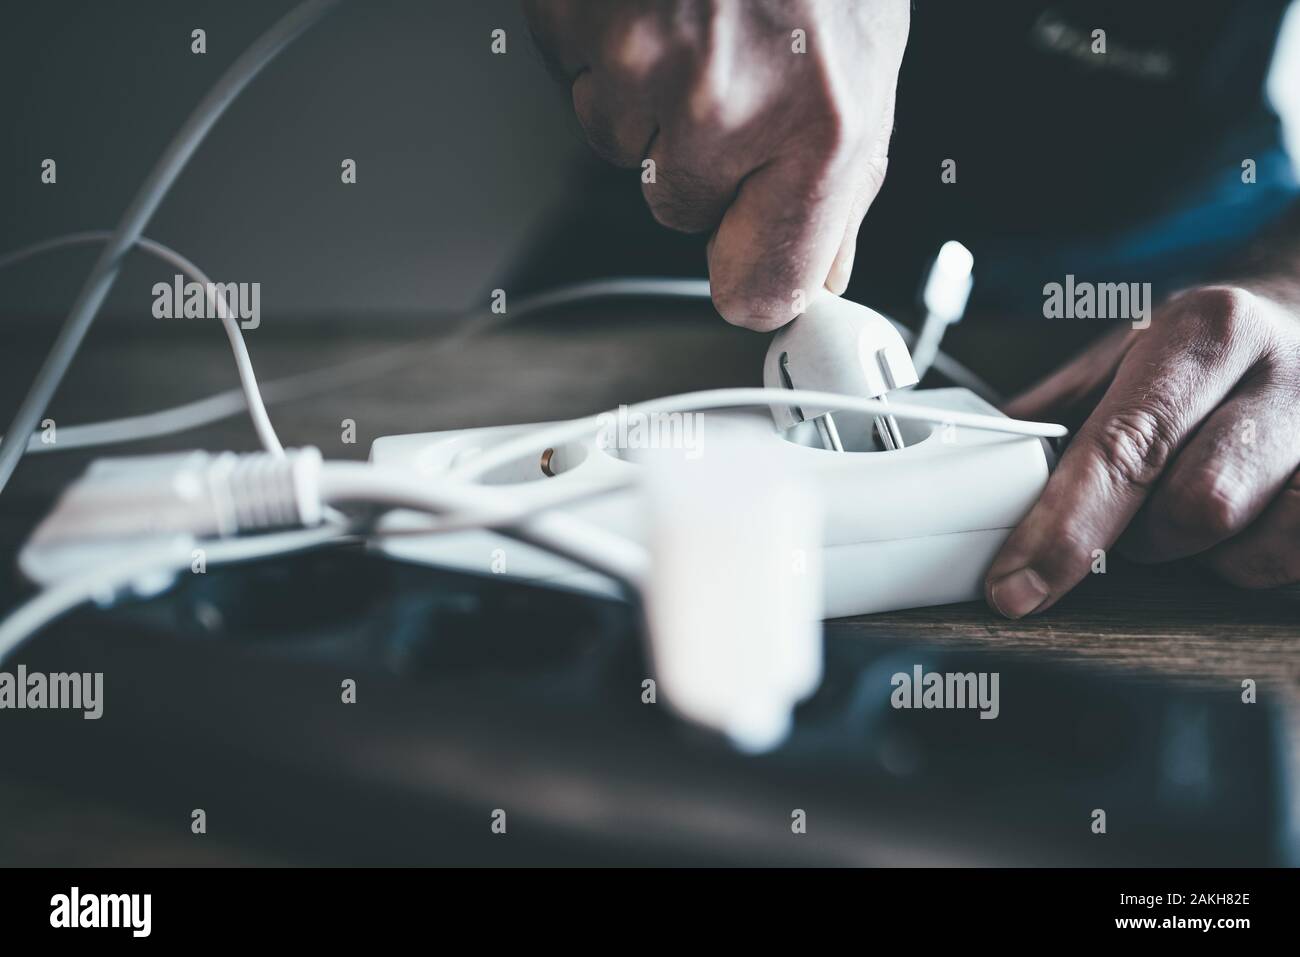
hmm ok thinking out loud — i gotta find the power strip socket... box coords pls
[368,388,1050,618]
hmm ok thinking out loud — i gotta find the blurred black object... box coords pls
[1,545,1291,866]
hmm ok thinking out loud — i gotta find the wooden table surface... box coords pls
[0,300,1296,862]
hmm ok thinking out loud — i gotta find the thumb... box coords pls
[706,150,858,330]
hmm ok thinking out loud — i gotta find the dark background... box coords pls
[1,0,605,322]
[10,1,1300,327]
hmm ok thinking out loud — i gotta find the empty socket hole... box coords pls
[476,441,587,484]
[419,434,588,484]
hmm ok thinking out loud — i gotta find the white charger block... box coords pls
[368,388,1050,618]
[640,447,823,752]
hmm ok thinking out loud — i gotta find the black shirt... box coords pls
[863,0,1300,310]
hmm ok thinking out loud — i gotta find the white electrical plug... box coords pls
[763,292,919,450]
[19,448,324,586]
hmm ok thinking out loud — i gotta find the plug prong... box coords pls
[874,352,907,451]
[877,397,906,450]
[815,414,844,452]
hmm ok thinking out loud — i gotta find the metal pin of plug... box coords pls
[779,353,842,452]
[875,397,906,451]
[815,414,844,452]
[779,349,904,453]
[875,350,906,451]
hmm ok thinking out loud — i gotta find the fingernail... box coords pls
[825,253,853,296]
[988,568,1050,619]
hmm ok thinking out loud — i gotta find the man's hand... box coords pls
[524,0,909,330]
[986,285,1300,618]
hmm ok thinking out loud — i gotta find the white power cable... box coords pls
[2,259,1004,454]
[356,476,639,537]
[0,272,717,454]
[0,458,645,665]
[318,461,648,584]
[0,0,342,494]
[0,231,282,454]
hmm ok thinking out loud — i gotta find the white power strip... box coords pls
[369,387,1050,618]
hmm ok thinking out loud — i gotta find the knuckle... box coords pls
[1163,470,1251,541]
[602,16,668,81]
[682,14,780,133]
[1174,285,1259,346]
[1198,285,1257,336]
[798,94,865,170]
[683,68,737,131]
[644,194,710,233]
[582,123,637,167]
[798,58,864,150]
[808,101,855,157]
[573,97,640,169]
[1088,406,1180,494]
[642,169,720,233]
[571,63,660,169]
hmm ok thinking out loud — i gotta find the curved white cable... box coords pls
[0,0,342,494]
[0,464,645,665]
[0,272,720,453]
[319,461,647,584]
[0,231,282,454]
[1,265,1003,454]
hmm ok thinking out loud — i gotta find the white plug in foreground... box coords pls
[641,447,823,753]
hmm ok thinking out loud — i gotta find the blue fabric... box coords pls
[974,137,1300,311]
[851,0,1300,313]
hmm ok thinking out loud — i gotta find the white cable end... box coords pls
[18,448,324,587]
[922,240,975,324]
